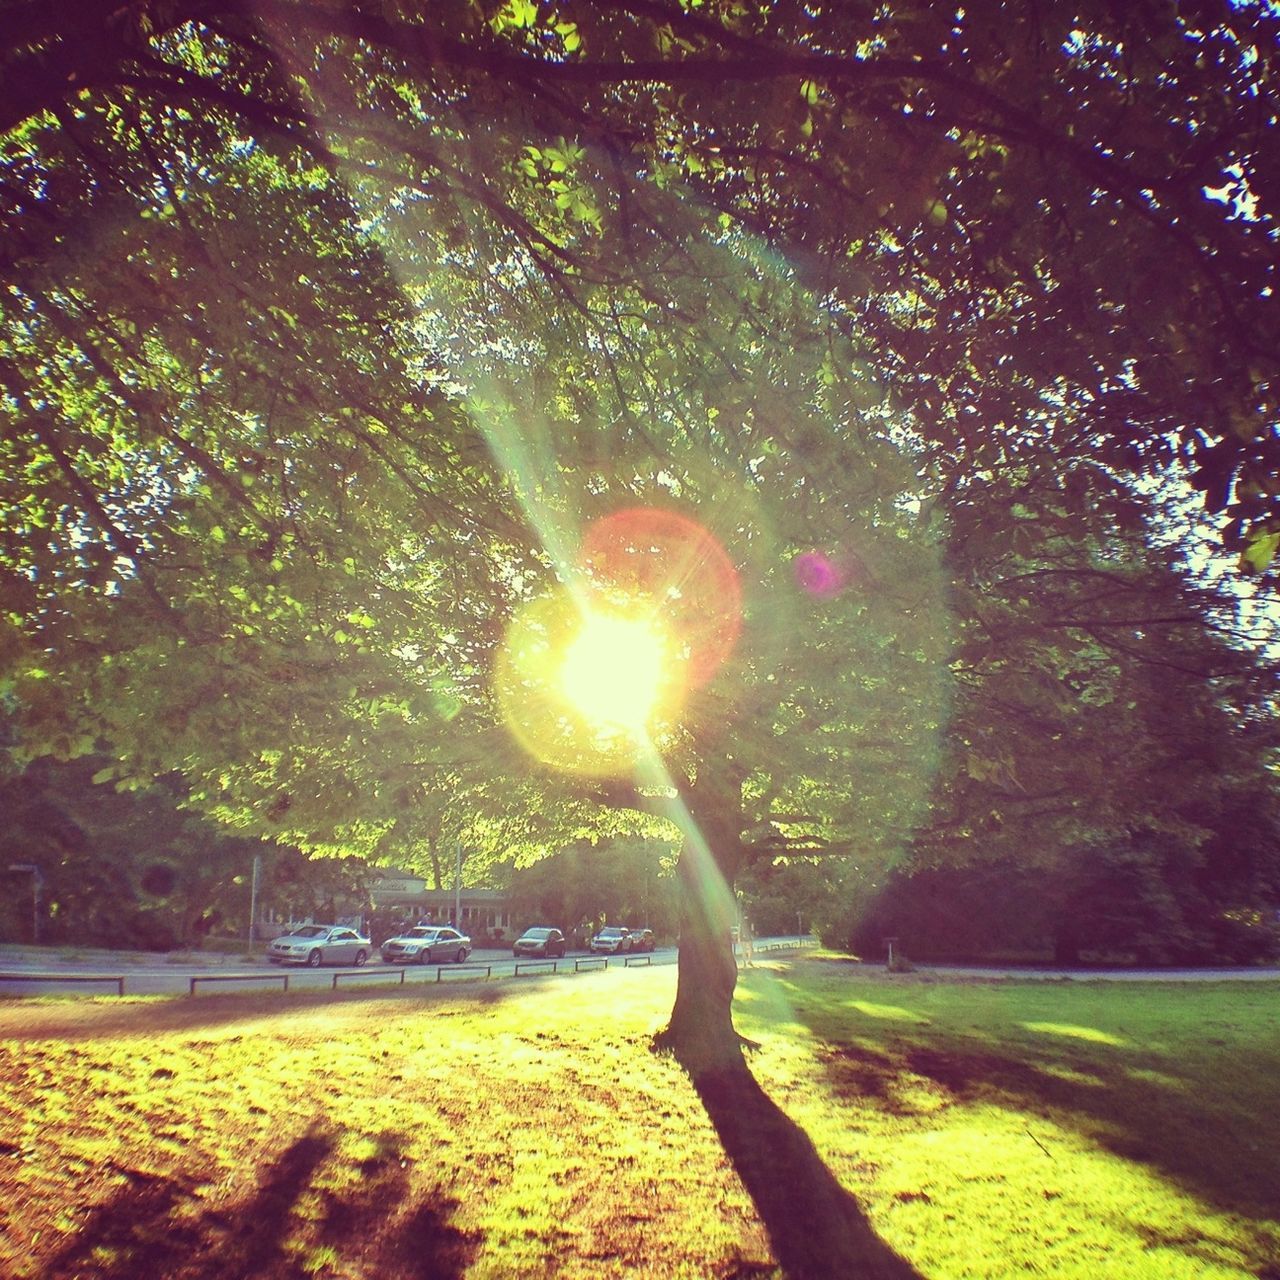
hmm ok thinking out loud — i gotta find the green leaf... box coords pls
[1241,531,1279,573]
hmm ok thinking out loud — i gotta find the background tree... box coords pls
[0,753,279,948]
[503,836,679,943]
[836,467,1280,964]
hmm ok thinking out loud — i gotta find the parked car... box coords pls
[589,926,633,955]
[380,925,472,965]
[629,928,656,953]
[513,927,567,958]
[267,925,371,968]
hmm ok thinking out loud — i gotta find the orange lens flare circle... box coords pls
[579,508,742,689]
[496,508,742,776]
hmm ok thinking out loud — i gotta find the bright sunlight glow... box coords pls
[560,611,668,734]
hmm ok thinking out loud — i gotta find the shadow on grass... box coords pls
[39,1126,480,1280]
[0,977,522,1044]
[794,1000,1280,1227]
[691,1062,923,1280]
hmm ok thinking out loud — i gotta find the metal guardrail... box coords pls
[332,967,407,990]
[0,972,126,995]
[574,957,607,972]
[739,939,819,957]
[435,963,491,982]
[623,954,652,967]
[190,972,290,996]
[513,960,558,977]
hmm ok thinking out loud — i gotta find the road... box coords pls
[0,938,810,998]
[0,945,668,998]
[1,942,1275,998]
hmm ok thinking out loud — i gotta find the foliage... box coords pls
[834,487,1280,965]
[2,0,1279,1047]
[502,836,679,940]
[736,855,831,938]
[0,754,272,949]
[5,0,1275,568]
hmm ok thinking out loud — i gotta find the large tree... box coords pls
[3,0,1277,1074]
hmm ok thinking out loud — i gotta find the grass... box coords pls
[0,958,1277,1279]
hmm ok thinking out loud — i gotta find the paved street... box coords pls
[2,942,1275,998]
[0,938,811,998]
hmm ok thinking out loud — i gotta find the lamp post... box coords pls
[8,863,43,945]
[247,853,261,949]
[453,840,463,930]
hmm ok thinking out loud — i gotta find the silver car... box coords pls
[267,925,371,967]
[380,925,472,965]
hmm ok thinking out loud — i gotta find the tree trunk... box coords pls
[1053,922,1081,966]
[653,773,749,1075]
[428,834,443,893]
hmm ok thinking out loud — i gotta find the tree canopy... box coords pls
[3,0,1278,1060]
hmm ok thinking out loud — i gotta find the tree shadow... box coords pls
[690,1061,924,1280]
[38,1126,481,1280]
[0,977,523,1044]
[812,1026,1280,1225]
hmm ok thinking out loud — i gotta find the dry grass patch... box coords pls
[1,970,775,1279]
[3,958,1278,1278]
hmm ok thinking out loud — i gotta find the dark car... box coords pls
[629,928,655,953]
[380,925,472,965]
[589,926,633,955]
[513,927,567,958]
[267,925,371,967]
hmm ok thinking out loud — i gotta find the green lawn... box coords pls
[1,958,1276,1278]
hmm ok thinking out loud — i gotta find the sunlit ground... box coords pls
[1,961,1276,1278]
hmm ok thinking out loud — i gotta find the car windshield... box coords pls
[290,926,327,938]
[405,927,438,939]
[523,929,552,939]
[599,928,624,937]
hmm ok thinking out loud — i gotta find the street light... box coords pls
[8,863,43,945]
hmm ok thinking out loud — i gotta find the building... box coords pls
[369,870,513,940]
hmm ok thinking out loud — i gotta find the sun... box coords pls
[495,509,741,776]
[559,609,669,735]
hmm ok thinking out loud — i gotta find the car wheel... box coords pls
[418,951,431,964]
[455,948,467,964]
[307,949,322,968]
[354,950,368,967]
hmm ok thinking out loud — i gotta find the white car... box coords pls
[590,926,633,955]
[267,925,371,967]
[380,926,472,965]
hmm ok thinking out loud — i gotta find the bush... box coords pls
[1209,911,1280,965]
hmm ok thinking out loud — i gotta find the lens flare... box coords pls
[794,547,870,598]
[497,508,741,775]
[496,590,687,777]
[560,610,669,733]
[580,508,742,687]
[794,550,844,596]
